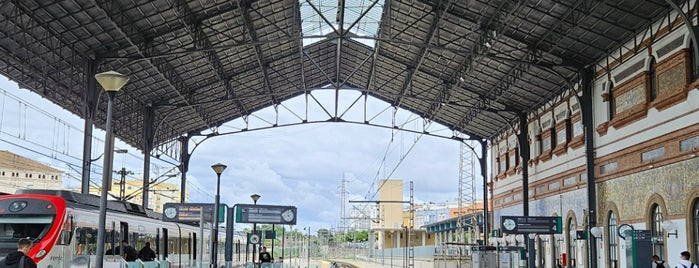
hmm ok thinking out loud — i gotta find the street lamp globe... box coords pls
[251,193,261,204]
[95,71,129,92]
[211,163,227,174]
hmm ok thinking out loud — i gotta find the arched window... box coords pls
[568,218,576,267]
[693,199,699,260]
[649,57,657,101]
[651,204,664,259]
[609,82,615,120]
[607,211,618,268]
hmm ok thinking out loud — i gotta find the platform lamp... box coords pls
[94,70,129,268]
[250,194,260,266]
[211,163,227,268]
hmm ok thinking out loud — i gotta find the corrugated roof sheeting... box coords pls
[0,0,676,150]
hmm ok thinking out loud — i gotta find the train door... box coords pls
[192,232,197,264]
[156,228,160,260]
[162,228,169,260]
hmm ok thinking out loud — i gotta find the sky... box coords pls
[0,74,485,233]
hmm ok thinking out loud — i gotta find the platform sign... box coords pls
[235,204,297,225]
[162,203,226,223]
[500,216,562,234]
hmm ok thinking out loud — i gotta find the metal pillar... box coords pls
[479,139,489,240]
[142,105,155,208]
[81,60,98,195]
[581,67,598,268]
[517,112,534,268]
[518,112,530,216]
[179,135,191,203]
[96,90,117,268]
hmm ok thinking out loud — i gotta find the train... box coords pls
[0,190,243,268]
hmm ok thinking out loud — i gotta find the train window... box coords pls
[0,216,53,241]
[58,215,74,245]
[74,227,97,255]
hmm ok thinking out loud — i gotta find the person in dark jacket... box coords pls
[138,242,156,261]
[0,238,36,268]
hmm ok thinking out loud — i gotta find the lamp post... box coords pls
[211,163,227,268]
[94,70,129,268]
[251,194,260,267]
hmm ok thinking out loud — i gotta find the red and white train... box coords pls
[0,190,234,268]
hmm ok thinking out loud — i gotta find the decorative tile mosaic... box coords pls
[597,157,699,221]
[615,84,645,114]
[657,62,686,96]
[493,189,588,226]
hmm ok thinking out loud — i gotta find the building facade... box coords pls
[490,7,699,268]
[0,150,63,193]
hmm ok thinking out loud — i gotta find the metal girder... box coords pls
[533,0,605,64]
[239,0,276,104]
[104,1,244,58]
[335,0,346,117]
[392,1,453,108]
[0,1,83,105]
[171,0,246,120]
[458,0,604,129]
[449,0,528,132]
[92,0,214,131]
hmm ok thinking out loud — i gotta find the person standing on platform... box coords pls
[0,238,36,268]
[675,251,697,268]
[138,242,156,261]
[259,246,272,266]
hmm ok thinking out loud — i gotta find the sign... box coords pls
[235,204,297,225]
[500,216,562,234]
[162,203,227,223]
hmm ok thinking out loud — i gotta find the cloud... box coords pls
[0,75,474,233]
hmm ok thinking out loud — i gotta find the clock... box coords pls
[617,224,634,240]
[164,207,177,219]
[503,218,517,231]
[281,209,295,222]
[249,234,260,244]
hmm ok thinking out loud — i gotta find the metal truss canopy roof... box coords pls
[0,0,672,154]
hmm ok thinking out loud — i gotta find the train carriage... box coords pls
[0,190,224,268]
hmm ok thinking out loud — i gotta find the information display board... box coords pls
[500,216,562,234]
[162,203,226,223]
[235,204,297,225]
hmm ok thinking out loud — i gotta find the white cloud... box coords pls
[0,74,478,233]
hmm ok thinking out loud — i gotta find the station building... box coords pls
[490,8,699,268]
[0,150,63,193]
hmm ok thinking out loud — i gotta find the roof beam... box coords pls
[93,0,214,131]
[458,0,604,129]
[104,1,244,58]
[171,0,247,119]
[334,0,346,117]
[392,2,453,108]
[240,0,277,105]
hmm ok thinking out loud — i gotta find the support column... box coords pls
[581,67,597,268]
[179,135,191,203]
[479,139,489,240]
[518,112,534,268]
[518,112,531,216]
[142,105,155,208]
[81,59,98,194]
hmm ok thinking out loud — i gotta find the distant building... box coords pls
[0,150,63,193]
[86,178,184,213]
